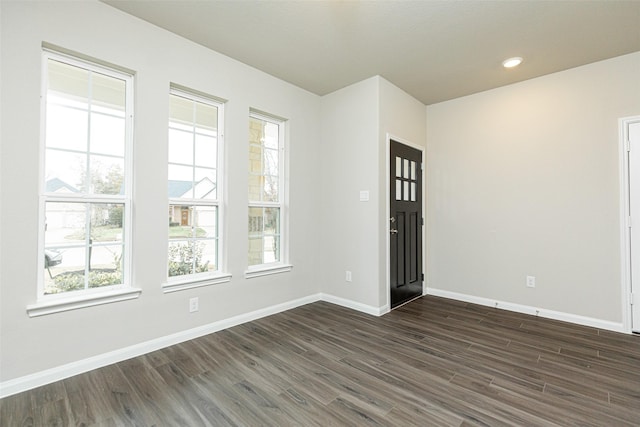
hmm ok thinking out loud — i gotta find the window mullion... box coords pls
[249,201,280,208]
[45,195,127,204]
[191,100,197,199]
[84,202,91,291]
[86,72,93,194]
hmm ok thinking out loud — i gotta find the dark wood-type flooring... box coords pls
[2,296,640,426]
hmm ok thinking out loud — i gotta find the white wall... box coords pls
[426,52,640,325]
[318,76,427,310]
[0,1,321,383]
[319,77,381,308]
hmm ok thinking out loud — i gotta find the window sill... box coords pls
[244,264,293,279]
[162,273,232,293]
[27,287,142,317]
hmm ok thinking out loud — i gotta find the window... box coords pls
[167,88,226,288]
[247,112,289,275]
[38,51,133,301]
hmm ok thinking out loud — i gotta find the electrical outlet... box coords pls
[346,271,352,282]
[526,276,536,288]
[189,297,199,313]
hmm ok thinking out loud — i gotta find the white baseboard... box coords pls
[3,287,625,399]
[0,292,391,398]
[320,293,388,316]
[426,287,625,333]
[0,293,323,399]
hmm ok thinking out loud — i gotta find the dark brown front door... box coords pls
[390,140,423,309]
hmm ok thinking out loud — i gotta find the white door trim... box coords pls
[619,115,640,333]
[385,133,426,312]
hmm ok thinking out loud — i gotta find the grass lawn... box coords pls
[169,225,207,238]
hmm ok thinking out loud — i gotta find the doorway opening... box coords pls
[620,116,640,333]
[389,138,424,309]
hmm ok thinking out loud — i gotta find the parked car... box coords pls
[45,249,63,268]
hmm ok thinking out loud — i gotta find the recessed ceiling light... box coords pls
[502,57,523,68]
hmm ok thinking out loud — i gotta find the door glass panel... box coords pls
[396,157,401,177]
[411,161,416,180]
[403,159,409,179]
[396,180,402,200]
[403,181,409,201]
[411,182,416,202]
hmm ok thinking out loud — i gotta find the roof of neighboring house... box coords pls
[45,177,79,193]
[44,177,215,198]
[168,180,194,198]
[168,178,216,199]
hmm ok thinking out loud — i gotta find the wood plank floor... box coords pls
[2,295,640,426]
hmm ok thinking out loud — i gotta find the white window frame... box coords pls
[163,86,231,293]
[28,49,139,317]
[245,110,291,278]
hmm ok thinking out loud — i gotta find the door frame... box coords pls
[385,134,426,312]
[619,115,640,333]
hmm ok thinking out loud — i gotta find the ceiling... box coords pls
[103,0,640,105]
